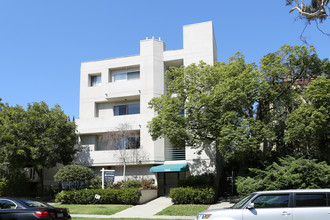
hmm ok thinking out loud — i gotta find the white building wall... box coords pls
[76,21,218,180]
[140,38,166,163]
[183,21,217,65]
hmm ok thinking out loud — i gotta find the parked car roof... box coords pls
[254,188,330,194]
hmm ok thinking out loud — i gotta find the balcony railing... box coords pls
[165,147,186,161]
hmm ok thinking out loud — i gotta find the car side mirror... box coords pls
[247,203,255,209]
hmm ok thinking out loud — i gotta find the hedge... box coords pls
[169,187,215,204]
[55,188,141,205]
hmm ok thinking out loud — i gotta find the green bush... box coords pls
[122,180,142,189]
[119,188,142,204]
[0,170,37,197]
[178,173,215,188]
[169,187,214,204]
[55,188,141,205]
[54,165,94,182]
[88,176,102,189]
[236,156,330,197]
[55,190,76,204]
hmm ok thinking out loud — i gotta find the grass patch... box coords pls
[54,204,132,215]
[156,204,208,216]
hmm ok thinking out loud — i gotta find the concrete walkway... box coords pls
[71,197,234,219]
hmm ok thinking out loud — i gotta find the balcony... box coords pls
[76,115,142,134]
[165,147,186,161]
[104,80,141,102]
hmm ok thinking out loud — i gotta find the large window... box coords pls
[113,71,140,82]
[90,75,101,87]
[113,136,140,150]
[97,131,140,151]
[114,104,140,116]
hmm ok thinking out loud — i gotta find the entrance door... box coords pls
[164,172,179,195]
[157,172,180,196]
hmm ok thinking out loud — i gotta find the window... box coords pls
[295,194,327,207]
[127,71,140,80]
[113,71,140,82]
[114,73,126,82]
[0,200,17,209]
[114,136,140,150]
[253,194,289,208]
[232,195,254,209]
[96,131,140,151]
[114,104,140,116]
[21,199,51,208]
[90,75,101,87]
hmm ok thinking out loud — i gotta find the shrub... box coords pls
[119,188,141,204]
[89,178,156,190]
[140,179,157,189]
[122,180,142,189]
[0,170,36,197]
[88,176,102,189]
[236,156,330,197]
[55,188,141,205]
[54,165,94,182]
[169,187,214,204]
[55,190,76,204]
[178,173,215,188]
[110,181,122,189]
[55,165,94,190]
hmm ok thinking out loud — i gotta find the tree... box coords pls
[285,76,330,161]
[286,0,330,42]
[0,101,78,193]
[147,45,329,196]
[287,0,330,21]
[98,123,146,181]
[148,56,261,197]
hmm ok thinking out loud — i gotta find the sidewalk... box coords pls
[71,197,234,219]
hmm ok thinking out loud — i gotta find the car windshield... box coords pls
[20,199,52,208]
[231,194,254,209]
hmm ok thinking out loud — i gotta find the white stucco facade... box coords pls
[75,21,218,192]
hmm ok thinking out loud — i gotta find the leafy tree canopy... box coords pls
[285,76,330,161]
[0,100,78,190]
[148,45,330,172]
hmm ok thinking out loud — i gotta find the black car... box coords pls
[0,198,71,220]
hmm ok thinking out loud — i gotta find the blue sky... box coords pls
[0,1,329,119]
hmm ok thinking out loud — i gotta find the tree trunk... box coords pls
[214,143,223,202]
[122,159,126,181]
[35,167,44,196]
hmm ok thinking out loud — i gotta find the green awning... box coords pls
[150,163,188,173]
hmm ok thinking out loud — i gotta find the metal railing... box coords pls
[165,147,186,161]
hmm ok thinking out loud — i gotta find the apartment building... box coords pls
[75,21,218,195]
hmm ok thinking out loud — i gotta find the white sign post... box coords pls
[100,168,115,189]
